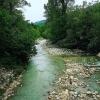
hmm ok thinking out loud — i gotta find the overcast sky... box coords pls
[23,0,97,22]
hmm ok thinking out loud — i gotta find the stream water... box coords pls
[11,40,100,100]
[11,41,65,100]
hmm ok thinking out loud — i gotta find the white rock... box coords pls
[86,91,92,95]
[61,89,69,100]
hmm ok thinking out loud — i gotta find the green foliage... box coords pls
[34,20,47,38]
[0,0,37,68]
[45,1,100,53]
[35,20,46,26]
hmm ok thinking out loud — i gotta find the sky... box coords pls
[23,0,97,22]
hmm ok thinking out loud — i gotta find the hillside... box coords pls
[35,20,46,26]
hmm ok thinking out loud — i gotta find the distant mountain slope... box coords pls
[35,20,46,26]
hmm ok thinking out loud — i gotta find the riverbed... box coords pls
[10,40,65,100]
[11,40,100,100]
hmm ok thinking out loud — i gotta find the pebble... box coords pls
[86,91,92,95]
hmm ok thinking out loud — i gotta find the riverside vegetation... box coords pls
[44,0,100,54]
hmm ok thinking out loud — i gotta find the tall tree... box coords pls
[44,0,74,43]
[0,0,37,67]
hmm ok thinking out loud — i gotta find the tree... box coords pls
[44,0,74,43]
[45,0,100,53]
[0,0,37,68]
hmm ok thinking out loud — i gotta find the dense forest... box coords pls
[0,0,40,69]
[44,0,100,54]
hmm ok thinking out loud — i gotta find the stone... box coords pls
[97,53,100,57]
[86,91,92,95]
[61,89,69,100]
[96,95,100,98]
[80,93,86,98]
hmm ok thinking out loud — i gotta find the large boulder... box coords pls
[97,53,100,57]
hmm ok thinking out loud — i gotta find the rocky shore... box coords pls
[44,40,100,100]
[44,40,87,56]
[0,68,22,100]
[48,62,100,100]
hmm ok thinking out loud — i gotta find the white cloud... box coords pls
[23,0,99,22]
[23,0,48,22]
[75,0,97,5]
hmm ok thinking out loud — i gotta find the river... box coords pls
[11,40,100,100]
[11,40,65,100]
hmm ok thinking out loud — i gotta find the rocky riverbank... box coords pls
[48,62,100,100]
[0,68,22,100]
[44,40,89,56]
[44,40,100,100]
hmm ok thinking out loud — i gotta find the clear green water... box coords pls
[86,71,100,92]
[11,42,65,100]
